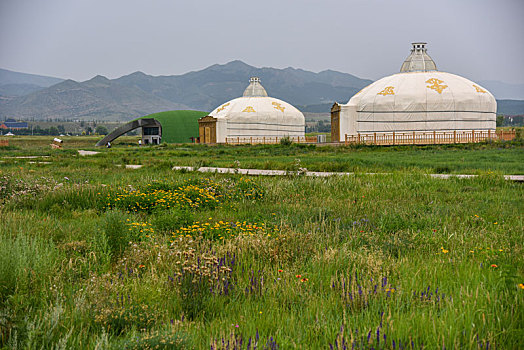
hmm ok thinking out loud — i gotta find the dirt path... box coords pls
[172,166,524,182]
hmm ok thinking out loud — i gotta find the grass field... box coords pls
[2,135,524,175]
[0,136,523,349]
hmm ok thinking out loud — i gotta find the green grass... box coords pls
[0,137,522,349]
[3,135,523,175]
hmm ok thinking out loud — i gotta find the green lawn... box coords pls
[3,135,523,175]
[0,137,522,349]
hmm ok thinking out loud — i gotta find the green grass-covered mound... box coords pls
[138,110,208,143]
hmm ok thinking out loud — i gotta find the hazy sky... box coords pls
[1,0,523,83]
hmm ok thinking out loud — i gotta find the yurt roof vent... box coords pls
[243,77,268,97]
[400,42,437,73]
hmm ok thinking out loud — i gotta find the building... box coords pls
[96,110,208,146]
[198,77,305,143]
[331,43,496,142]
[0,118,28,130]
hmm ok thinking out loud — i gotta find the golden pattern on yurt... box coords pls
[216,102,230,113]
[242,106,256,113]
[426,78,448,94]
[377,86,395,96]
[272,102,285,112]
[473,85,487,93]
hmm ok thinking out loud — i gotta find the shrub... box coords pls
[169,251,235,320]
[102,211,136,257]
[103,178,264,214]
[88,265,160,335]
[433,166,451,174]
[4,180,105,214]
[279,136,292,146]
[0,175,56,206]
[104,183,221,213]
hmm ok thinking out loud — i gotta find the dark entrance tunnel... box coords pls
[95,118,162,146]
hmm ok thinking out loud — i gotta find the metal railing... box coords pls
[225,136,317,144]
[344,130,516,146]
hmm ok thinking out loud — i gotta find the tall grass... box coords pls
[0,234,58,304]
[0,139,522,348]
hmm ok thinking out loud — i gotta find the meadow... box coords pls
[0,136,523,349]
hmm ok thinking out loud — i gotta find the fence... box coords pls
[344,130,516,146]
[0,139,9,147]
[222,130,516,146]
[225,136,317,145]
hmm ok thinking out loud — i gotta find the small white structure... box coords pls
[199,77,305,143]
[141,125,161,145]
[331,43,497,141]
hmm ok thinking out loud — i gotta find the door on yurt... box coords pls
[198,116,217,144]
[204,127,211,143]
[331,103,341,142]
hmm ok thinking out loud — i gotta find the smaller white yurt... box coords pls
[199,77,305,143]
[331,43,497,142]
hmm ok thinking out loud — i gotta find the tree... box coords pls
[95,125,108,135]
[49,126,59,136]
[33,125,43,135]
[86,126,93,135]
[57,125,66,134]
[496,115,504,127]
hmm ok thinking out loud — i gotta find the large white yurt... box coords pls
[331,43,497,142]
[199,77,305,143]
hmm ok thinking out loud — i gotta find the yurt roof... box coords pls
[400,42,437,73]
[347,42,496,111]
[243,77,268,97]
[209,77,304,122]
[209,96,304,120]
[348,71,496,112]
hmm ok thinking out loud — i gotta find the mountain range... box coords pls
[0,63,523,121]
[0,62,372,121]
[0,68,63,97]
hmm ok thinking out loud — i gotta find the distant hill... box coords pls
[0,75,188,121]
[297,103,334,113]
[2,62,523,121]
[496,99,524,116]
[114,60,373,111]
[0,61,372,121]
[0,83,46,97]
[0,68,63,87]
[0,68,64,97]
[479,81,524,100]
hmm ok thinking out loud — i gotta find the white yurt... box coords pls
[199,77,305,143]
[331,43,497,141]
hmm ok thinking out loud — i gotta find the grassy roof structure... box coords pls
[96,110,208,146]
[137,110,208,143]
